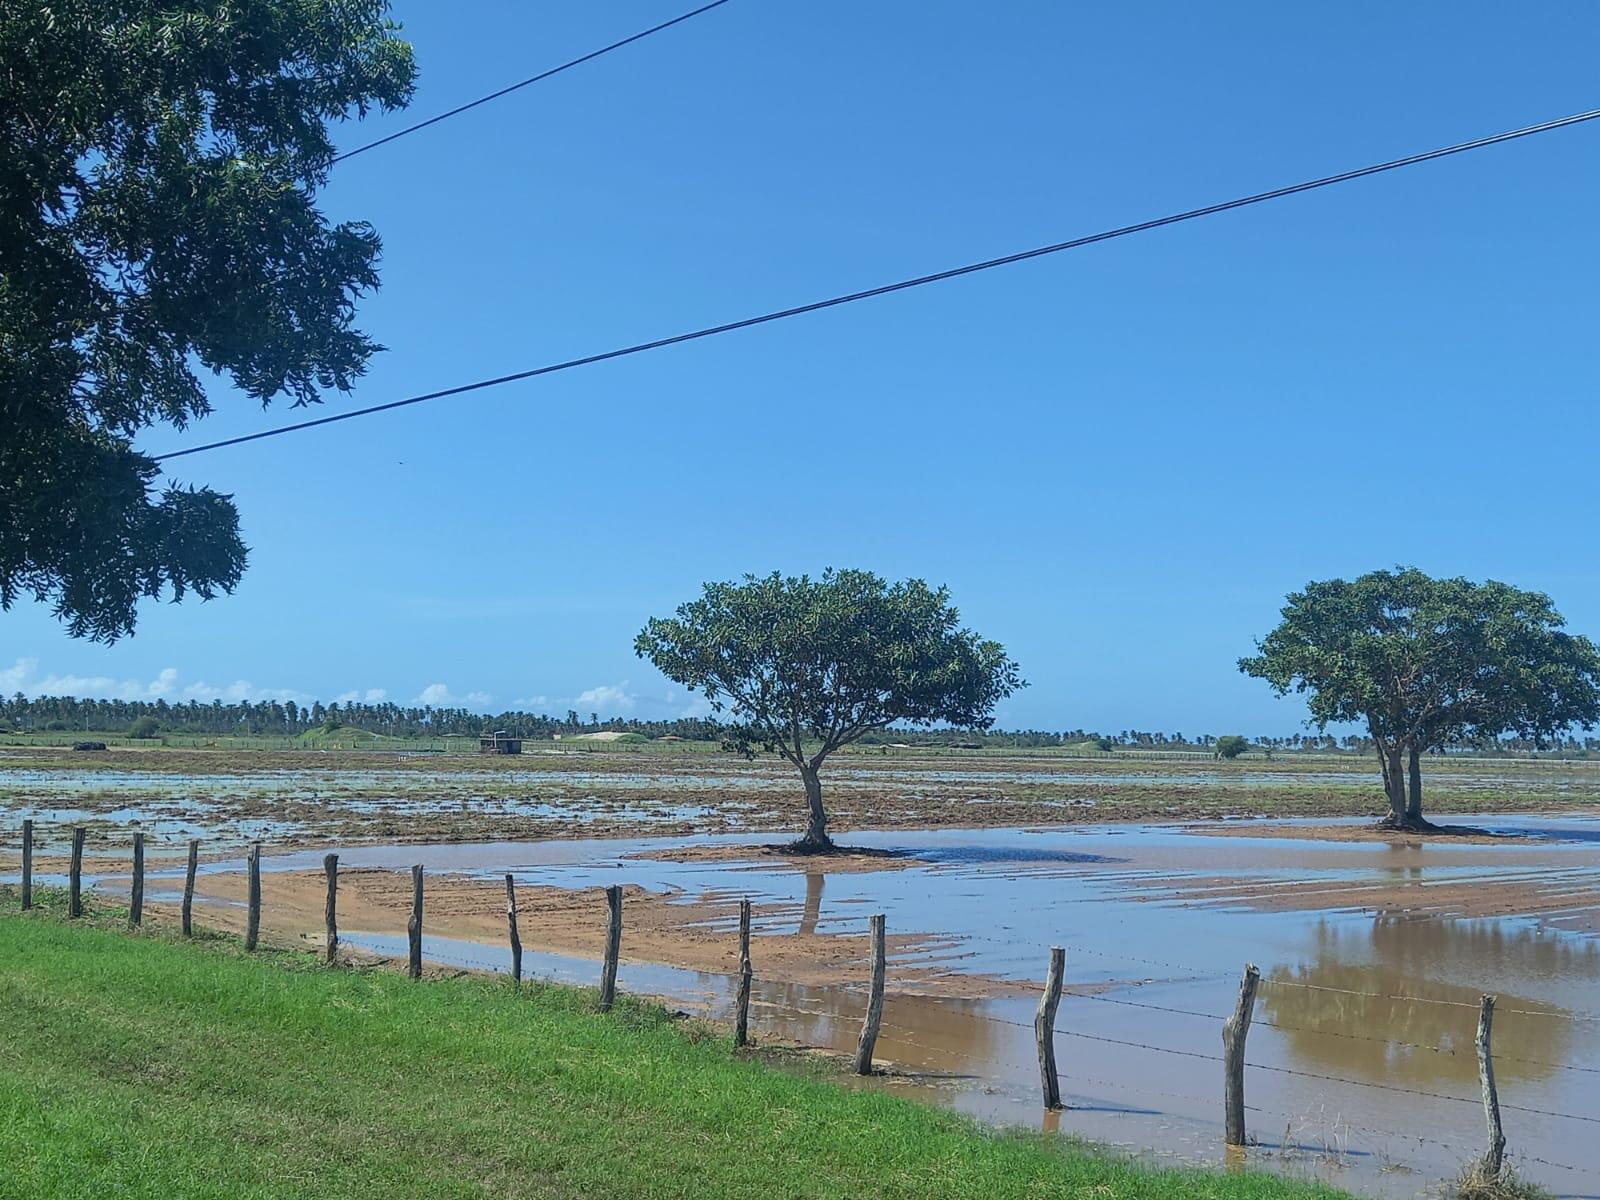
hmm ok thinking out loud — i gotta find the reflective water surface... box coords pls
[279,817,1600,1199]
[12,812,1599,1197]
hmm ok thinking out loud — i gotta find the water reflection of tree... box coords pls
[1259,915,1596,1088]
[800,871,823,936]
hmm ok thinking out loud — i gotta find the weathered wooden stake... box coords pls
[853,913,887,1075]
[68,826,85,918]
[407,864,424,979]
[324,854,339,962]
[734,898,754,1047]
[20,819,32,910]
[181,839,199,936]
[1476,994,1506,1178]
[244,842,261,951]
[1035,946,1066,1109]
[129,831,145,925]
[504,873,522,984]
[1222,962,1260,1147]
[599,884,622,1011]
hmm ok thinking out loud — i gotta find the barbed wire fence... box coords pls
[5,821,1596,1186]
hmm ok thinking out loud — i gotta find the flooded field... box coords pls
[10,811,1598,1199]
[5,747,1600,1197]
[5,743,1600,846]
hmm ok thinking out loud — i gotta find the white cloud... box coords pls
[575,682,636,713]
[662,686,713,719]
[677,693,714,720]
[414,683,492,708]
[0,658,306,704]
[336,688,388,704]
[512,694,550,709]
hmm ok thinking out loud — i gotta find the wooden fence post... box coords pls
[599,884,622,1011]
[69,826,85,918]
[20,819,32,910]
[407,864,424,979]
[1476,994,1506,1177]
[181,840,198,936]
[504,874,522,985]
[853,913,887,1075]
[734,898,753,1047]
[1036,946,1066,1109]
[244,842,261,951]
[1222,963,1260,1147]
[323,854,339,963]
[129,831,145,925]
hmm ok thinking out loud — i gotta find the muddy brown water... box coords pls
[13,814,1600,1198]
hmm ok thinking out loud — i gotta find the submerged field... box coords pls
[0,901,1354,1200]
[3,741,1599,849]
[4,744,1598,1198]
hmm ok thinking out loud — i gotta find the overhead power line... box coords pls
[156,107,1600,462]
[332,0,734,164]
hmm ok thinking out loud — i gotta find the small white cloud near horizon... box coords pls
[512,694,550,709]
[665,687,713,720]
[0,658,306,704]
[336,688,388,704]
[415,682,493,708]
[575,682,635,713]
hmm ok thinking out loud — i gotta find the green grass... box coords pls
[294,724,390,746]
[0,897,1354,1200]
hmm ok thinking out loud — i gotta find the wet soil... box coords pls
[7,748,1600,1198]
[1191,820,1516,845]
[5,743,1600,850]
[147,864,1034,1000]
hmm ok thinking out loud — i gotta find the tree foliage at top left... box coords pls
[0,1,415,640]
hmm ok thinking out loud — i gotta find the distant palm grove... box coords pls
[3,694,1599,756]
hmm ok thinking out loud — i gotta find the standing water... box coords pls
[217,815,1600,1199]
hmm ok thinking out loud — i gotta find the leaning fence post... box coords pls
[1476,994,1506,1177]
[1036,946,1066,1109]
[181,839,199,936]
[244,842,261,951]
[407,864,424,979]
[734,898,754,1047]
[129,831,145,926]
[1222,962,1260,1147]
[68,826,85,918]
[853,913,887,1075]
[323,854,339,963]
[599,884,622,1011]
[504,874,522,984]
[20,819,32,910]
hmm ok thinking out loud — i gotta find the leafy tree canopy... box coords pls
[636,569,1023,847]
[1214,734,1249,760]
[1240,567,1600,826]
[1,1,415,640]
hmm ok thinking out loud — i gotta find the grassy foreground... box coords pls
[0,900,1353,1200]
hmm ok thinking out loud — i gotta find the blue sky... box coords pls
[6,1,1599,733]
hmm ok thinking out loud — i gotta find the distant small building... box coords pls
[478,730,522,755]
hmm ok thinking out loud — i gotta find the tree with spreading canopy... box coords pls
[1214,734,1249,760]
[1240,568,1600,829]
[635,569,1023,850]
[1,1,415,641]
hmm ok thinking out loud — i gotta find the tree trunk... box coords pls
[797,762,832,850]
[1375,737,1431,831]
[1378,739,1408,825]
[1406,742,1424,824]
